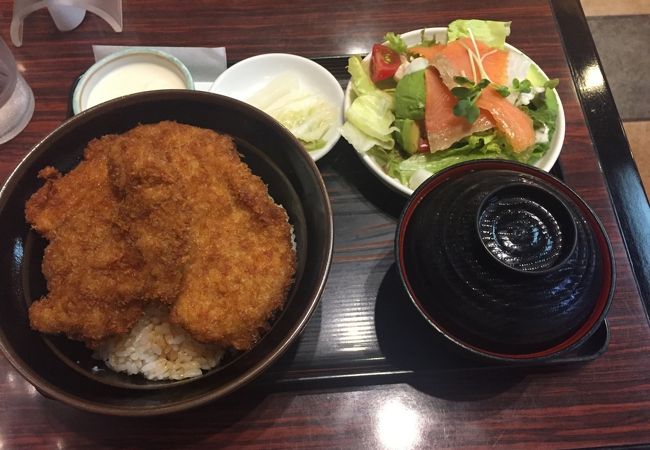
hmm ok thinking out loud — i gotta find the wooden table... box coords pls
[1,0,650,448]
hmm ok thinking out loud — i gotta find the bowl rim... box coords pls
[210,52,344,162]
[71,47,195,115]
[343,26,566,196]
[0,90,334,416]
[395,159,615,362]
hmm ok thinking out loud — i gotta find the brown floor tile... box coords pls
[581,0,650,16]
[587,16,650,121]
[624,121,650,201]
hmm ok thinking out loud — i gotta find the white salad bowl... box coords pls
[211,53,344,161]
[343,27,566,196]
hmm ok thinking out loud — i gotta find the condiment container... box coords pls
[72,48,194,114]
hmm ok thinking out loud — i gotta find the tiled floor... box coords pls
[581,0,650,16]
[581,0,650,200]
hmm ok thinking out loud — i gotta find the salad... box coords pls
[341,19,561,191]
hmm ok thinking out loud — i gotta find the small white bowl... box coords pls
[73,48,194,114]
[344,27,566,196]
[210,53,344,161]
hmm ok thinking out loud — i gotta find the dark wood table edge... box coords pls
[550,0,650,323]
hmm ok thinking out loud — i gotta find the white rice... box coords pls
[93,305,225,381]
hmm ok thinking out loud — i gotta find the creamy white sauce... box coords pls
[86,62,187,108]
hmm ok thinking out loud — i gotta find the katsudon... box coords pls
[26,121,297,380]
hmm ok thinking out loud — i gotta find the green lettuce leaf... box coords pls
[342,56,399,154]
[368,146,410,185]
[341,122,394,153]
[517,87,559,163]
[348,56,377,97]
[345,91,397,142]
[447,19,511,49]
[384,32,408,53]
[367,130,545,188]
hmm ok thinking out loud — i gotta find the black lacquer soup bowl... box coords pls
[396,160,615,362]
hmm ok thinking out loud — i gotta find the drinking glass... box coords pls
[0,36,34,145]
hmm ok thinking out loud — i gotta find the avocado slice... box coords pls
[395,70,426,120]
[395,118,421,155]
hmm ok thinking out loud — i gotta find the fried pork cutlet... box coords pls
[107,126,189,304]
[26,137,148,343]
[107,122,296,351]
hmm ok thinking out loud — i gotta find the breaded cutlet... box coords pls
[106,124,190,304]
[26,136,148,343]
[107,121,296,350]
[27,120,295,351]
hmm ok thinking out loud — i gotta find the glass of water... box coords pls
[0,37,34,145]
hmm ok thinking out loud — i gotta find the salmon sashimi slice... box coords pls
[430,38,509,89]
[476,87,535,152]
[409,44,445,62]
[424,67,495,153]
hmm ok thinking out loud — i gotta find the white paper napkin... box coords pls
[92,45,227,91]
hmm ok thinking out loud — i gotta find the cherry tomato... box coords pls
[370,44,401,83]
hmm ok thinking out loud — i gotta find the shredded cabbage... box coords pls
[248,72,336,151]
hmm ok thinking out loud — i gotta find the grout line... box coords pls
[587,14,650,20]
[620,117,650,123]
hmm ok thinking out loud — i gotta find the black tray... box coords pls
[257,56,608,386]
[66,56,609,388]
